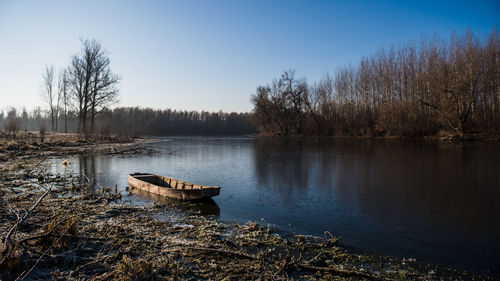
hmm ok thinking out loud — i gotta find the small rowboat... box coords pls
[128,173,220,201]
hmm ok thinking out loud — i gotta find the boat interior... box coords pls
[131,173,212,190]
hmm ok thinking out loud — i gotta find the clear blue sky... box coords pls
[1,0,499,112]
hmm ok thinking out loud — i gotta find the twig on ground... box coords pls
[25,156,48,176]
[15,214,76,281]
[4,186,52,244]
[187,246,257,260]
[294,263,394,281]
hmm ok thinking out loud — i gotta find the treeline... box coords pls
[102,107,255,136]
[0,107,255,138]
[0,107,52,139]
[252,29,500,137]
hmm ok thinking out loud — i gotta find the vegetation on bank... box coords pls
[251,29,500,138]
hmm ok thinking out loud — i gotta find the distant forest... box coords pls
[0,107,256,137]
[252,29,500,138]
[105,107,255,136]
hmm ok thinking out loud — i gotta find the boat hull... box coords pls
[128,173,220,201]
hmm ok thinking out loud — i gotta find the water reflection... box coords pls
[78,155,97,190]
[253,140,311,197]
[252,139,500,272]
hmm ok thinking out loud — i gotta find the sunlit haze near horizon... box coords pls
[1,0,499,112]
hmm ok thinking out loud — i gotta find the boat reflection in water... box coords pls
[129,187,220,216]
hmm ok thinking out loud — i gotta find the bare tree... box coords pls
[21,107,28,131]
[89,45,120,133]
[39,119,47,143]
[251,85,278,134]
[0,111,4,131]
[41,65,58,131]
[419,31,485,136]
[67,39,120,135]
[32,107,42,131]
[306,74,337,134]
[68,54,86,133]
[3,108,20,139]
[58,69,70,133]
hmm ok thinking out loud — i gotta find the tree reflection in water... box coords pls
[252,139,500,272]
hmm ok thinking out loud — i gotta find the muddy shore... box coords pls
[0,134,492,280]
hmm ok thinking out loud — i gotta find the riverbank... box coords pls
[253,131,500,142]
[0,136,493,280]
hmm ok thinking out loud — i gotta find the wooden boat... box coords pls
[128,173,220,201]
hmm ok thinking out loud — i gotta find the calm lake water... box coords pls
[48,137,500,274]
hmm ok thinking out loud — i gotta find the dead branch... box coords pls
[3,187,52,244]
[24,156,49,177]
[294,263,394,281]
[19,234,106,246]
[16,215,75,281]
[187,246,258,260]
